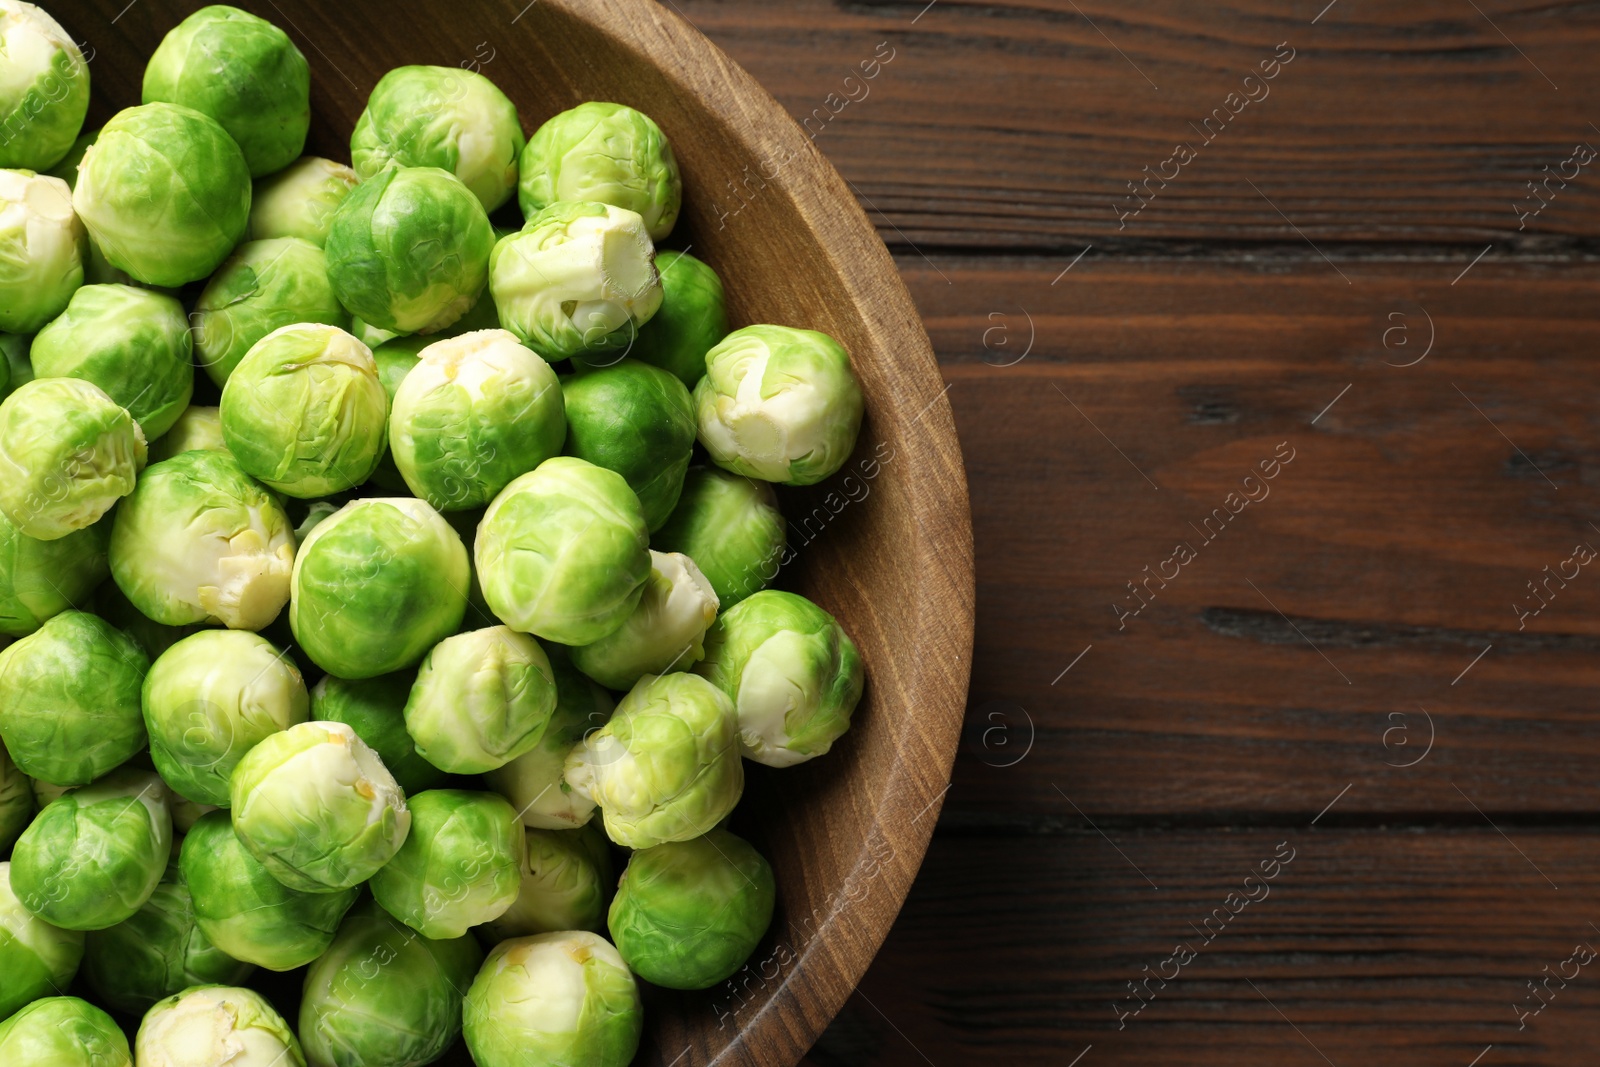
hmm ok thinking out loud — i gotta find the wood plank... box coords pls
[830,828,1600,1065]
[686,0,1600,250]
[879,254,1600,815]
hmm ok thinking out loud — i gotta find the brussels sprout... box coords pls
[405,626,557,774]
[110,449,295,630]
[565,672,743,849]
[482,825,611,940]
[147,405,226,463]
[561,359,695,530]
[489,200,662,360]
[390,329,566,512]
[142,630,309,807]
[10,768,171,930]
[289,497,470,678]
[0,996,131,1066]
[0,377,144,541]
[349,315,402,351]
[42,125,94,187]
[654,467,786,608]
[476,457,650,646]
[136,985,305,1067]
[571,551,719,691]
[219,323,388,498]
[82,858,254,1014]
[250,157,359,251]
[0,330,30,398]
[169,796,215,834]
[369,789,525,939]
[0,3,88,171]
[30,283,194,439]
[698,590,863,768]
[588,248,726,385]
[363,335,425,491]
[194,237,349,387]
[0,610,148,785]
[299,899,483,1067]
[72,102,251,286]
[325,165,494,334]
[27,775,69,809]
[609,828,774,989]
[519,102,681,240]
[464,931,642,1067]
[229,720,410,893]
[351,65,525,212]
[0,861,83,1017]
[484,646,613,830]
[0,505,107,638]
[142,5,310,177]
[0,744,32,852]
[310,673,447,795]
[180,810,357,971]
[0,169,83,332]
[695,325,865,486]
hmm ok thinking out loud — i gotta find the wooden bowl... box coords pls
[64,0,974,1062]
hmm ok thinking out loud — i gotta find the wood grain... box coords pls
[60,1,974,1065]
[680,0,1600,252]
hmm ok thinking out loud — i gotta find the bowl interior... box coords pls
[60,1,974,1062]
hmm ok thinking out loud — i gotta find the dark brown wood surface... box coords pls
[668,1,1600,1063]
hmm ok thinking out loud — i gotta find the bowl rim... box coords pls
[538,1,976,1062]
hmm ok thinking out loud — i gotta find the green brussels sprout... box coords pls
[0,610,148,785]
[349,314,402,350]
[369,789,525,939]
[180,810,357,971]
[194,237,349,387]
[248,155,358,246]
[27,775,69,809]
[0,331,30,398]
[587,248,726,385]
[351,65,525,212]
[142,5,310,177]
[229,719,411,893]
[519,102,681,240]
[561,359,696,530]
[30,283,194,439]
[390,329,566,512]
[0,505,107,638]
[169,795,215,834]
[695,325,865,486]
[0,744,32,852]
[608,828,774,989]
[110,449,296,630]
[299,899,483,1067]
[42,126,94,187]
[0,377,145,541]
[72,102,251,286]
[654,467,786,609]
[136,985,305,1067]
[82,858,254,1015]
[219,323,388,498]
[0,3,89,171]
[404,626,557,774]
[0,169,83,332]
[484,646,613,830]
[489,200,662,360]
[310,672,447,795]
[565,672,743,849]
[289,499,337,544]
[147,405,226,463]
[142,630,310,807]
[325,165,494,334]
[0,996,131,1067]
[571,550,719,691]
[363,335,424,491]
[289,497,470,678]
[482,826,610,940]
[697,590,864,768]
[475,457,650,646]
[0,861,83,1017]
[10,767,171,930]
[464,931,642,1067]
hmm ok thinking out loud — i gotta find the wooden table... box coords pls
[683,1,1600,1063]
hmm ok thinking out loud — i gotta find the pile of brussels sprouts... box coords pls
[0,4,868,1065]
